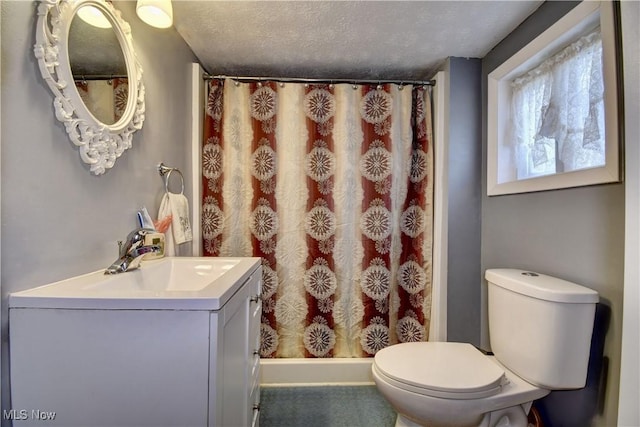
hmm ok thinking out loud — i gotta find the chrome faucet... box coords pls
[105,228,161,275]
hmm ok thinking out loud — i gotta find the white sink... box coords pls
[9,257,261,310]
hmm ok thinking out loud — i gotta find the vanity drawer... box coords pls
[250,350,260,387]
[249,272,262,306]
[250,307,261,346]
[247,269,262,427]
[250,373,260,405]
[249,278,262,319]
[250,299,261,320]
[251,404,260,427]
[249,275,261,356]
[250,379,260,427]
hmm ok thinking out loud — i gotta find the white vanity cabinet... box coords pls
[9,257,262,427]
[210,265,263,427]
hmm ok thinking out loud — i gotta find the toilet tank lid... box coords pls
[485,269,599,303]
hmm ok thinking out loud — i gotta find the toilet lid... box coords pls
[374,342,506,399]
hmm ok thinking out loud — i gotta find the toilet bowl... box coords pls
[372,342,550,427]
[372,269,599,427]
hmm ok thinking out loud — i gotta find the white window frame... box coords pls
[487,1,621,196]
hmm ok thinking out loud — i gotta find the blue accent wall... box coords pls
[445,57,483,345]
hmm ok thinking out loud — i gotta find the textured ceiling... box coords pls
[172,1,543,81]
[69,15,127,77]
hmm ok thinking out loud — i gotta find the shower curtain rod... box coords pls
[75,74,128,81]
[204,73,435,87]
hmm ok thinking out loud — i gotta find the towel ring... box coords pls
[158,162,184,195]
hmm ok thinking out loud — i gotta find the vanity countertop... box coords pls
[9,257,261,311]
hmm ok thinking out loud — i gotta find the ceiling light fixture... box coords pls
[136,0,173,29]
[77,5,112,29]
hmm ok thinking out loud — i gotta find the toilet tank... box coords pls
[485,269,598,390]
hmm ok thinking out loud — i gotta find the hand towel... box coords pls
[158,194,176,256]
[167,192,193,244]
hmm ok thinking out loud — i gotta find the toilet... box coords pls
[372,268,599,427]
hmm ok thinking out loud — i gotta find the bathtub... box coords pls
[260,358,374,386]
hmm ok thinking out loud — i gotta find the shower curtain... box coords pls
[202,78,433,358]
[75,77,128,124]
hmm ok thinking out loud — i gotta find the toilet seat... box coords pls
[373,342,507,400]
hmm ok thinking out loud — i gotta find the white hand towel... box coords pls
[158,194,175,256]
[167,192,193,244]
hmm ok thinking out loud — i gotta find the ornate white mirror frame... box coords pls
[34,0,145,175]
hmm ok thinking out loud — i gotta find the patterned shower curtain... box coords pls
[75,77,128,124]
[202,78,433,358]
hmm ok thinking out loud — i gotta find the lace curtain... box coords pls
[510,28,604,179]
[202,79,434,358]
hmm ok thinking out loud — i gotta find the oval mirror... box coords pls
[69,6,128,126]
[34,0,145,175]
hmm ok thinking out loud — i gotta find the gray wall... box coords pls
[445,57,483,345]
[1,0,197,420]
[481,2,625,426]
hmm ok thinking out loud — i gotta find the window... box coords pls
[511,28,604,180]
[487,1,621,196]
